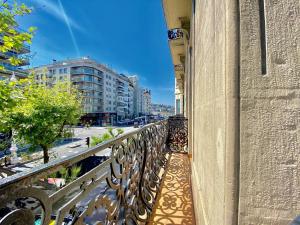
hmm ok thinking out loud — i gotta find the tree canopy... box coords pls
[0,0,36,70]
[0,78,83,163]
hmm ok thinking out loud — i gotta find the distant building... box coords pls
[0,29,30,80]
[151,104,175,118]
[128,76,142,117]
[128,76,152,117]
[32,57,149,125]
[141,89,152,115]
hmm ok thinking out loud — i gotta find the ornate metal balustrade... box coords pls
[167,115,188,152]
[0,118,188,225]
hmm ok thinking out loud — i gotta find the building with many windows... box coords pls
[128,75,142,117]
[0,30,31,80]
[33,58,104,124]
[32,57,146,125]
[128,75,152,117]
[141,89,152,115]
[151,104,174,118]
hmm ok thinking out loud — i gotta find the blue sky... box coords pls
[18,0,175,105]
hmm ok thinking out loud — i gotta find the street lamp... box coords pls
[9,72,19,164]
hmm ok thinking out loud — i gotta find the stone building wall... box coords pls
[162,0,299,224]
[239,0,300,224]
[190,0,240,224]
[190,0,299,224]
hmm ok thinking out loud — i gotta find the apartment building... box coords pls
[128,75,142,117]
[0,30,30,80]
[128,76,151,117]
[151,104,174,118]
[33,57,139,125]
[141,89,152,115]
[33,58,104,124]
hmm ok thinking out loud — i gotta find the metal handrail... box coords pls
[0,120,174,225]
[0,117,188,224]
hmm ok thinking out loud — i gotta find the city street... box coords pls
[51,126,137,159]
[10,126,138,173]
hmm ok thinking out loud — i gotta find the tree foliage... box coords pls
[91,128,124,147]
[0,78,83,163]
[0,0,36,70]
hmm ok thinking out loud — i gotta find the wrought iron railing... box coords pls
[167,115,188,152]
[0,118,188,225]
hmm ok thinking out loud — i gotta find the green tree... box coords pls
[91,128,124,147]
[0,80,22,153]
[0,0,36,71]
[0,78,83,163]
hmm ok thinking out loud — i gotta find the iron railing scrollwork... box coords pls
[167,115,188,153]
[0,118,187,225]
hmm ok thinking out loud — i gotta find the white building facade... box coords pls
[32,57,140,125]
[141,89,152,115]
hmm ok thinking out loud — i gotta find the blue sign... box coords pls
[168,29,184,40]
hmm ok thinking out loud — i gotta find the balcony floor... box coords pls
[148,153,195,225]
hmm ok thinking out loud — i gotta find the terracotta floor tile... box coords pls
[148,153,195,225]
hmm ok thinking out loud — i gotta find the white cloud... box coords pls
[31,0,83,32]
[31,0,81,57]
[57,0,80,57]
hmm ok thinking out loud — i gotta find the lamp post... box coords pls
[9,72,19,164]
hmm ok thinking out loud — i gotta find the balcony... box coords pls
[0,116,192,225]
[70,67,103,77]
[0,40,30,55]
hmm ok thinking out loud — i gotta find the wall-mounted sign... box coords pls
[168,28,184,40]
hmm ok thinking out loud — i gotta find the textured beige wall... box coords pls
[239,0,300,224]
[190,0,239,224]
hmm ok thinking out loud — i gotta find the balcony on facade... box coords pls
[117,86,125,92]
[70,66,103,76]
[0,37,30,55]
[0,61,28,78]
[74,83,103,92]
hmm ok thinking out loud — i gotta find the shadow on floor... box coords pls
[148,153,195,225]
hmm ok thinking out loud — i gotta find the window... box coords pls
[63,68,68,73]
[85,75,93,82]
[59,68,63,74]
[49,69,55,75]
[176,99,180,114]
[83,67,94,74]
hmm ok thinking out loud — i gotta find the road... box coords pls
[52,126,137,159]
[9,126,137,173]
